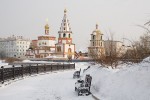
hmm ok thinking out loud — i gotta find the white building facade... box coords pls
[55,9,75,59]
[104,40,126,57]
[0,36,30,58]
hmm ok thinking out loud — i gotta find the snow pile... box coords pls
[22,59,31,62]
[142,56,150,62]
[0,60,8,67]
[83,61,150,100]
[22,60,52,63]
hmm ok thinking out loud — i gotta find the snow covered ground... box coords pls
[0,60,8,67]
[0,59,150,100]
[0,62,93,100]
[83,60,150,100]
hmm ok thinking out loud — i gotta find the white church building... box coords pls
[55,9,75,59]
[26,22,56,58]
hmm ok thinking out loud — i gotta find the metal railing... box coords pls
[0,63,75,84]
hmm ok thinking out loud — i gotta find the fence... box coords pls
[0,63,75,84]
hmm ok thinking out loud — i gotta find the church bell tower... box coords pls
[55,9,75,59]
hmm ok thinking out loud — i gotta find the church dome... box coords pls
[64,9,67,13]
[92,24,102,35]
[45,24,49,29]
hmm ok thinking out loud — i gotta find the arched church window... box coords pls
[63,33,66,37]
[68,48,71,53]
[57,46,61,52]
[64,28,65,30]
[101,42,102,46]
[69,34,71,38]
[101,36,102,40]
[93,35,95,40]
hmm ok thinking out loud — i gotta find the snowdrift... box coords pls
[82,59,150,100]
[0,60,8,67]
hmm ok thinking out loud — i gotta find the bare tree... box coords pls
[104,40,125,68]
[122,33,150,63]
[133,24,150,60]
[144,20,150,26]
[88,48,105,66]
[89,31,125,68]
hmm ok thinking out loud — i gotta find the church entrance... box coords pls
[68,48,72,61]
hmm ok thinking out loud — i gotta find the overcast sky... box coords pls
[0,0,150,50]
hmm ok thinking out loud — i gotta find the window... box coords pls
[69,34,71,38]
[68,48,71,53]
[63,33,66,37]
[101,36,102,40]
[93,42,94,46]
[101,42,102,46]
[59,34,61,38]
[64,28,65,30]
[93,35,95,40]
[57,46,61,52]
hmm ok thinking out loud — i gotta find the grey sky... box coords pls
[0,0,150,51]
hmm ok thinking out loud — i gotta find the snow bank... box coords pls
[0,60,8,67]
[83,60,150,100]
[22,60,52,63]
